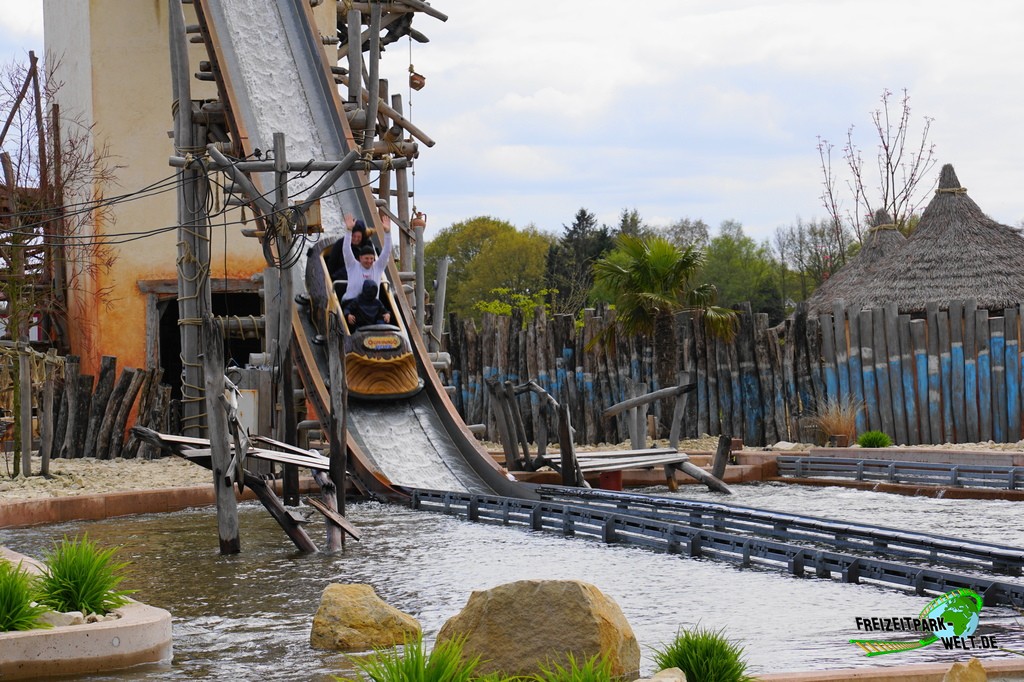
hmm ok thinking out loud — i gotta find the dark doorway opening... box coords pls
[158,292,264,401]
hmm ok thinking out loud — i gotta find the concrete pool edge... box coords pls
[0,548,173,681]
[756,656,1024,681]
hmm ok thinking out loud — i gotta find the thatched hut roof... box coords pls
[855,164,1024,314]
[806,209,906,314]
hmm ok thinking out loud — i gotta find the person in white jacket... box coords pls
[340,212,393,327]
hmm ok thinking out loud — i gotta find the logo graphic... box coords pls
[850,588,987,656]
[363,335,401,351]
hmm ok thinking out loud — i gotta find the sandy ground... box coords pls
[0,453,212,502]
[2,434,1020,504]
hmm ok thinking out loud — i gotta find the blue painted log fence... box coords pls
[444,298,1024,447]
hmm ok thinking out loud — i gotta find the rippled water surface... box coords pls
[2,482,1023,680]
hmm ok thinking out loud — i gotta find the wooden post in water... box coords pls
[711,434,730,481]
[326,314,348,551]
[201,314,240,554]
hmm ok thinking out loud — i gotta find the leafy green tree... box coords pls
[425,217,552,320]
[701,221,785,322]
[592,233,736,389]
[475,287,555,321]
[545,208,613,315]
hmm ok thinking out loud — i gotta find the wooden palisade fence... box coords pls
[443,298,1024,448]
[1,351,172,468]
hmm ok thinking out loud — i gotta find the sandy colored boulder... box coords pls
[437,579,640,678]
[943,657,987,682]
[309,583,420,651]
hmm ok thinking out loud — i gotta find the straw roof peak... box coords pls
[937,163,961,191]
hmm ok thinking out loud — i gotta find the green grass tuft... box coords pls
[652,624,753,682]
[857,430,893,448]
[336,635,484,682]
[35,535,134,616]
[528,652,613,681]
[0,559,51,632]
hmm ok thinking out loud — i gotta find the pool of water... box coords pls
[2,483,1022,680]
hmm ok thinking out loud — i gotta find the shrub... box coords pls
[652,624,753,682]
[858,430,893,448]
[336,635,483,682]
[0,559,51,632]
[35,535,134,616]
[809,396,861,444]
[529,652,613,681]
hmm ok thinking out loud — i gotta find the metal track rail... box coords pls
[777,456,1024,490]
[410,488,1024,607]
[534,485,1024,577]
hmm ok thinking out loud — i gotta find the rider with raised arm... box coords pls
[340,212,393,328]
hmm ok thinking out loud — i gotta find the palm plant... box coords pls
[592,233,737,392]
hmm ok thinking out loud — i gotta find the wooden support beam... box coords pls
[327,313,348,551]
[201,314,241,554]
[603,382,695,418]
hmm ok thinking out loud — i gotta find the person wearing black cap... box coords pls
[339,212,394,327]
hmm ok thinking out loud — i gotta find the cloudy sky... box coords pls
[3,1,1024,243]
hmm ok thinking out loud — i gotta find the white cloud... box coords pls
[5,0,1024,243]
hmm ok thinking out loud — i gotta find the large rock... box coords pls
[943,657,987,682]
[309,583,420,651]
[437,579,640,678]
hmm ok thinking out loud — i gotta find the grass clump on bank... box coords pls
[338,635,483,682]
[857,430,893,448]
[652,624,753,682]
[0,559,51,632]
[35,535,134,616]
[337,636,615,681]
[810,396,861,444]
